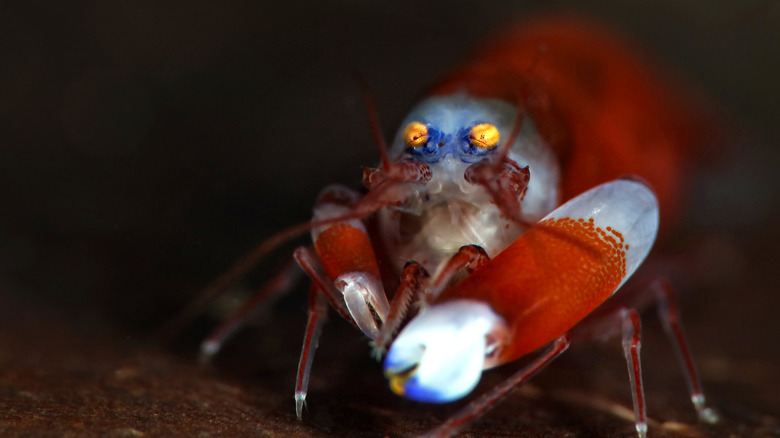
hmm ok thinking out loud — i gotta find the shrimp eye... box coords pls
[403,122,428,147]
[468,123,500,149]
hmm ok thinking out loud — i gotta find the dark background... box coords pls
[1,1,778,437]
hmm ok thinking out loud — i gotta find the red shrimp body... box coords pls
[384,16,708,409]
[437,215,628,364]
[431,16,707,234]
[198,15,716,435]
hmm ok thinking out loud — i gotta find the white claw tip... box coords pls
[384,300,506,403]
[339,272,389,339]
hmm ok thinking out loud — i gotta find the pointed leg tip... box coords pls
[691,394,719,424]
[698,407,720,424]
[635,421,648,438]
[198,341,219,364]
[294,392,306,420]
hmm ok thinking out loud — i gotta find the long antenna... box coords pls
[496,100,525,163]
[344,62,393,172]
[497,38,548,162]
[156,210,370,342]
[160,59,408,343]
[157,168,411,343]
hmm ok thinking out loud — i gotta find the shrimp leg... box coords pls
[652,281,719,423]
[570,278,718,436]
[373,244,492,357]
[198,259,302,361]
[422,334,571,438]
[294,283,330,419]
[372,261,429,357]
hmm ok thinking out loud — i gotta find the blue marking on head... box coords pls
[391,94,518,164]
[405,124,497,163]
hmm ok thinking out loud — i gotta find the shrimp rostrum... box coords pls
[195,15,719,438]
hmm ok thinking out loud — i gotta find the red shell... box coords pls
[431,15,712,236]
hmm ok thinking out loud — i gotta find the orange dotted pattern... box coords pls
[436,216,627,364]
[314,224,381,281]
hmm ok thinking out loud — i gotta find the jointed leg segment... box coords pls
[199,259,302,361]
[652,281,718,423]
[620,307,647,438]
[372,261,429,357]
[422,334,571,438]
[295,284,330,419]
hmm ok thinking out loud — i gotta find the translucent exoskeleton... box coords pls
[176,15,720,438]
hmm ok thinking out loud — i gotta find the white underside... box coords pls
[379,94,560,275]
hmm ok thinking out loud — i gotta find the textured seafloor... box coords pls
[1,1,778,437]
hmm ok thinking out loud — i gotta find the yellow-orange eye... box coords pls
[468,123,500,149]
[402,122,428,147]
